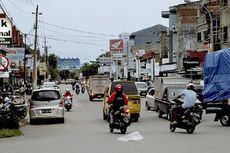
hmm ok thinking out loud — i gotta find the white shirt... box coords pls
[179,89,197,109]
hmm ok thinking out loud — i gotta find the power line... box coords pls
[7,0,31,14]
[24,0,35,9]
[27,33,107,47]
[39,20,117,37]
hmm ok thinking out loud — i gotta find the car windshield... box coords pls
[136,82,148,88]
[110,82,138,95]
[32,90,60,101]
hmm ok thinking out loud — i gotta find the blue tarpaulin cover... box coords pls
[203,48,230,102]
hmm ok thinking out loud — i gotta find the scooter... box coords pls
[64,96,72,111]
[169,104,202,134]
[81,87,85,94]
[109,105,132,134]
[75,88,80,95]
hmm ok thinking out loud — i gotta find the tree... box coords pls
[47,53,59,80]
[59,70,70,80]
[80,61,100,77]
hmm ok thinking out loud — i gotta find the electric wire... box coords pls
[39,20,117,37]
[24,0,35,9]
[8,0,30,14]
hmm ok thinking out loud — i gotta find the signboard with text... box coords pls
[0,17,12,45]
[57,58,80,71]
[6,48,25,71]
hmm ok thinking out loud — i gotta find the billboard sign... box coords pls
[6,48,25,71]
[0,55,9,71]
[0,17,12,45]
[110,39,123,51]
[57,58,80,71]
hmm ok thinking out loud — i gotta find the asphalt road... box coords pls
[0,84,230,153]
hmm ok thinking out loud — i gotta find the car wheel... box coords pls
[30,119,36,125]
[145,101,150,110]
[59,118,65,124]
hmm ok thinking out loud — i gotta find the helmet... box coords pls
[115,84,123,93]
[187,83,195,90]
[66,89,70,92]
[4,97,11,102]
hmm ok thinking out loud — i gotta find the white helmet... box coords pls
[4,97,11,102]
[66,89,70,92]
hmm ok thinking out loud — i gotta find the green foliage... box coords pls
[80,61,100,77]
[0,129,22,138]
[59,70,70,80]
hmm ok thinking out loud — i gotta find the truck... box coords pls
[87,75,110,101]
[202,48,230,126]
[154,77,191,119]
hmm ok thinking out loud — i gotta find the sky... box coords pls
[0,0,185,64]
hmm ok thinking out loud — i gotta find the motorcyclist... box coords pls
[172,83,197,125]
[107,84,128,124]
[64,89,73,102]
[75,82,81,93]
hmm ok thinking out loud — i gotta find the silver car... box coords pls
[29,88,64,124]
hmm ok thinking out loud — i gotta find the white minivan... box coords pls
[29,88,64,124]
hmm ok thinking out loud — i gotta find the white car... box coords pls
[29,88,64,124]
[40,81,59,89]
[145,88,156,110]
[135,82,148,97]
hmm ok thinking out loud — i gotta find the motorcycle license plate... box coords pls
[41,109,52,113]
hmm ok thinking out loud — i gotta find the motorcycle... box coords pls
[75,88,80,95]
[109,105,132,134]
[64,96,72,111]
[14,102,28,119]
[81,87,85,94]
[169,103,202,134]
[0,97,19,129]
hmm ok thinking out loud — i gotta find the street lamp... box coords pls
[184,0,214,51]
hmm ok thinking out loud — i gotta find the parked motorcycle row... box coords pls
[0,93,28,129]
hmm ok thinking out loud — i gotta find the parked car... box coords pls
[103,81,141,122]
[29,88,64,124]
[147,83,155,92]
[135,82,148,97]
[145,88,155,110]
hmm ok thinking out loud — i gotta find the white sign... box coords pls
[0,17,12,45]
[0,18,12,38]
[0,71,9,78]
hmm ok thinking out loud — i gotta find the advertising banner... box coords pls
[39,62,47,76]
[57,58,80,70]
[110,39,123,51]
[6,48,25,71]
[0,17,12,45]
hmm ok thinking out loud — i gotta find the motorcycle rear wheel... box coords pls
[186,126,195,134]
[109,126,114,133]
[120,127,127,134]
[169,124,176,132]
[220,115,230,126]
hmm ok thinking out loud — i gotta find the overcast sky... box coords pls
[1,0,185,64]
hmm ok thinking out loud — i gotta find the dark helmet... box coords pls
[115,84,123,93]
[187,83,195,90]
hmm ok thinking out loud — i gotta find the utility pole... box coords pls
[23,34,27,102]
[43,37,48,79]
[32,5,41,89]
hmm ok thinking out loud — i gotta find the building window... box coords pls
[197,32,202,42]
[223,26,228,42]
[221,0,228,7]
